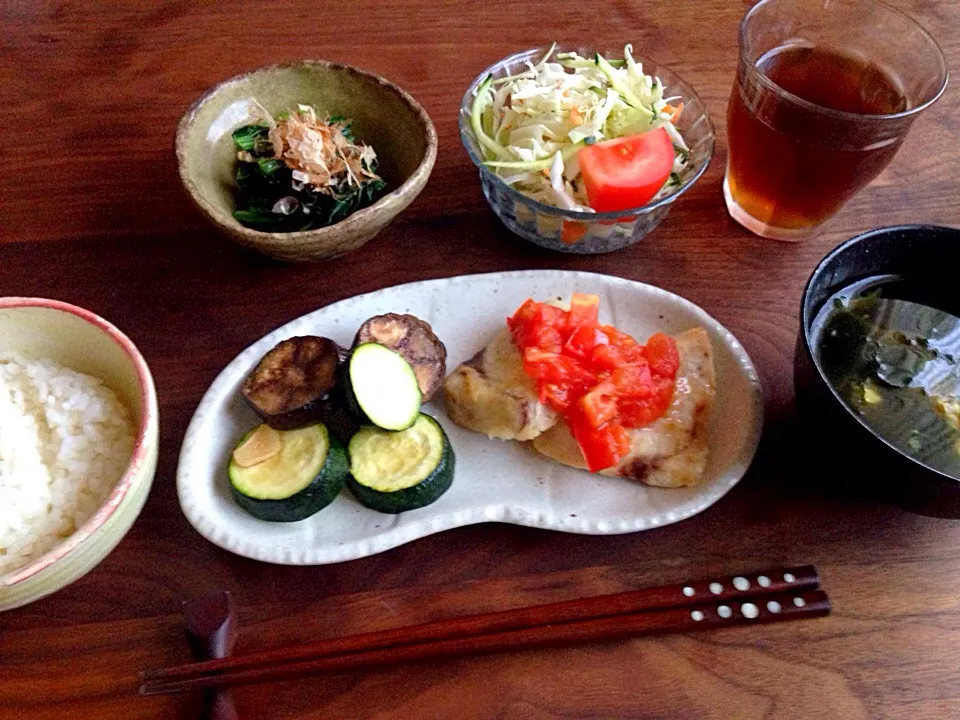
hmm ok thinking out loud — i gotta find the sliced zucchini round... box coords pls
[346,343,422,431]
[345,414,455,514]
[228,423,348,522]
[354,313,447,402]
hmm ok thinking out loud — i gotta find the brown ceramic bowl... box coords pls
[176,61,437,262]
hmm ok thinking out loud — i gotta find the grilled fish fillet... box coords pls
[442,327,558,441]
[531,328,715,487]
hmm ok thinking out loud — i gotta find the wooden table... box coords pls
[2,1,959,718]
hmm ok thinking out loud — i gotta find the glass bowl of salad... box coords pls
[459,45,715,253]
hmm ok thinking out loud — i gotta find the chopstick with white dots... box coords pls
[682,590,830,630]
[669,566,820,610]
[141,566,830,695]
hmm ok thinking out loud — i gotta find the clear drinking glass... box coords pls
[724,0,948,241]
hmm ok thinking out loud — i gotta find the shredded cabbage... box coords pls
[473,44,691,211]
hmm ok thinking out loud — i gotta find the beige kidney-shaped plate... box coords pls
[177,270,763,565]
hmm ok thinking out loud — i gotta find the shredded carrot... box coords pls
[664,102,684,123]
[561,221,588,245]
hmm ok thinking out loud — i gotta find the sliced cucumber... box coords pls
[470,74,513,162]
[346,414,455,514]
[483,142,584,171]
[346,343,421,431]
[594,52,644,109]
[228,423,348,522]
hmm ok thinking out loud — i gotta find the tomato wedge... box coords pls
[578,127,675,212]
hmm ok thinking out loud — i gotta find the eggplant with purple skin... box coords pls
[242,336,354,438]
[353,314,447,401]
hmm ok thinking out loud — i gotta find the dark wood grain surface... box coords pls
[2,1,959,718]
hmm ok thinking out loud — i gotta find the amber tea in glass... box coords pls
[724,0,947,241]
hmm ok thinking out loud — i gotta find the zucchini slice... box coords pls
[354,313,447,402]
[228,423,348,522]
[346,343,422,431]
[346,414,455,513]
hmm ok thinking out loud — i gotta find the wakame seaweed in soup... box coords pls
[812,275,960,479]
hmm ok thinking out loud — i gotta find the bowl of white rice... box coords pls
[0,297,158,611]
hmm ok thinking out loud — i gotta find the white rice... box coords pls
[0,353,135,576]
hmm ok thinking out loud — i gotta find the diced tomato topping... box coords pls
[530,325,563,354]
[567,293,600,329]
[589,342,625,371]
[565,324,608,361]
[507,299,539,331]
[524,350,596,386]
[611,362,653,395]
[540,383,576,412]
[569,411,631,473]
[600,325,646,363]
[643,332,680,378]
[618,376,675,427]
[507,294,678,471]
[532,303,567,329]
[579,381,618,428]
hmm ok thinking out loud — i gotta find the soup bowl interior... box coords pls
[795,225,960,516]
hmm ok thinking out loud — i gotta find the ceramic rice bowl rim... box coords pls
[175,60,438,245]
[0,297,158,588]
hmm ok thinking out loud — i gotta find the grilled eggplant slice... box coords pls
[242,336,348,431]
[354,313,446,401]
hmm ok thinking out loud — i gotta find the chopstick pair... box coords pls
[141,565,829,696]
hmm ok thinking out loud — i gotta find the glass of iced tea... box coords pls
[725,0,947,241]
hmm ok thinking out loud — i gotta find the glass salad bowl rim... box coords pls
[458,44,715,221]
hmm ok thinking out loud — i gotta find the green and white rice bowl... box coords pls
[0,354,135,575]
[0,298,158,611]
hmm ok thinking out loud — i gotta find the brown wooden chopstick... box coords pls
[142,588,829,695]
[143,566,817,684]
[141,566,823,695]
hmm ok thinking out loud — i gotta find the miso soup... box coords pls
[811,275,960,479]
